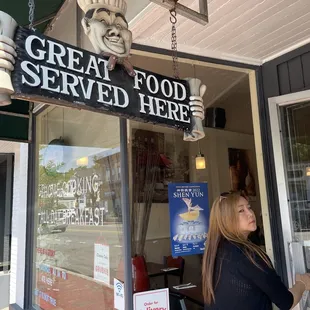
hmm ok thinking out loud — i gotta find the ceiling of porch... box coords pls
[129,0,310,65]
[130,53,249,109]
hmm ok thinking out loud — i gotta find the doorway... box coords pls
[269,90,310,309]
[0,154,14,310]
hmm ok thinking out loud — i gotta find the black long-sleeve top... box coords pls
[204,240,294,310]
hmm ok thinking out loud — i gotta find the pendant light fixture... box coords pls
[195,140,206,170]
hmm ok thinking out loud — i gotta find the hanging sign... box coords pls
[11,27,195,131]
[134,288,170,310]
[168,183,209,256]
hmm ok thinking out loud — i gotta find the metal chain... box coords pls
[170,6,179,79]
[28,0,35,29]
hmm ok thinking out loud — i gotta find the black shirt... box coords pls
[204,240,294,310]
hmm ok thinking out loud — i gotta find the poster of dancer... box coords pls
[168,183,209,256]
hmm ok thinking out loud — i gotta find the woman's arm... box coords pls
[289,273,310,309]
[289,281,305,309]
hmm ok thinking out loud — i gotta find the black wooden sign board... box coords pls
[12,27,193,132]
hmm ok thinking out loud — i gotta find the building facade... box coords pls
[1,1,310,310]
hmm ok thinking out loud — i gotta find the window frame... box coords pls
[24,112,133,310]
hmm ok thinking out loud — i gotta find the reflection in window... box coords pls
[33,108,123,310]
[281,102,310,237]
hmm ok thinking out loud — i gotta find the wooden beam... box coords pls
[149,0,209,25]
[199,0,208,16]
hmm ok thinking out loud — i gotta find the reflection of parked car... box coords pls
[38,220,68,234]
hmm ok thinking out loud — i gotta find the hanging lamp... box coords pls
[195,140,206,170]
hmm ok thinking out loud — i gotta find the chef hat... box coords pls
[77,0,127,15]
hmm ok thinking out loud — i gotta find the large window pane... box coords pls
[33,107,123,310]
[280,102,310,239]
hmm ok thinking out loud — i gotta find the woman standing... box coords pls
[203,192,310,310]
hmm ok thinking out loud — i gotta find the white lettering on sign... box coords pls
[139,94,190,123]
[38,208,106,227]
[21,34,191,126]
[67,47,84,73]
[38,174,99,198]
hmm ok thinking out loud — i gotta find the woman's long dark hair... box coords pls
[202,192,272,305]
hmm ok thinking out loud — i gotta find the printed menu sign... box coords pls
[168,183,209,256]
[134,288,169,310]
[94,243,110,285]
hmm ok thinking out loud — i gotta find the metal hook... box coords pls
[170,9,177,24]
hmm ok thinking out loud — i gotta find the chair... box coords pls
[163,255,185,285]
[169,292,187,310]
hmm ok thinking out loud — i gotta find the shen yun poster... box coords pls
[168,183,209,256]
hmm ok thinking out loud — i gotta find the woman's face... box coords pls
[237,196,257,236]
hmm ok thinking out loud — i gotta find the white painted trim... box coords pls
[269,89,310,107]
[268,98,294,287]
[249,71,275,264]
[268,90,310,309]
[9,143,28,308]
[263,37,310,64]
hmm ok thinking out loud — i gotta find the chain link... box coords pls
[28,0,35,29]
[170,8,179,79]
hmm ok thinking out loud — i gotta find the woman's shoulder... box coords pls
[219,239,245,256]
[216,239,247,263]
[219,239,272,270]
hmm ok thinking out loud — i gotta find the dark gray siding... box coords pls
[261,43,310,286]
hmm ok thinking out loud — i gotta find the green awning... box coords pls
[0,100,29,142]
[1,0,65,32]
[0,1,65,142]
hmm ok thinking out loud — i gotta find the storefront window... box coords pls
[32,107,124,310]
[280,102,310,238]
[128,121,204,291]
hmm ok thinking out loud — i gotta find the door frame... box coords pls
[269,89,310,293]
[0,153,14,309]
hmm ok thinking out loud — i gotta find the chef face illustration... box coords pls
[81,7,132,58]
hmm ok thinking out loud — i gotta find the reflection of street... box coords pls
[36,224,123,282]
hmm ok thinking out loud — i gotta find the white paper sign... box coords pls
[94,243,110,285]
[134,288,170,310]
[114,278,125,310]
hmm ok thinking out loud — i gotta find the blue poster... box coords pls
[168,183,209,257]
